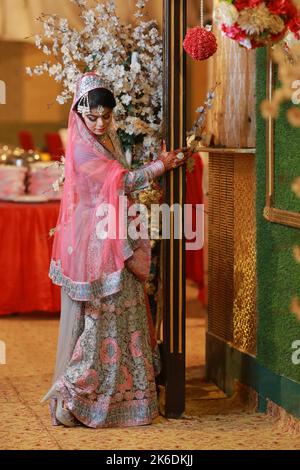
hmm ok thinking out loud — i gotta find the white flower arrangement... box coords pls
[186,83,220,151]
[26,0,163,165]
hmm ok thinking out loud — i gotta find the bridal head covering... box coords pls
[49,72,136,301]
[75,73,113,114]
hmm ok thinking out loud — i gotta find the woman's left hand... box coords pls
[158,146,192,171]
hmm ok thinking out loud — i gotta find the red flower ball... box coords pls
[183,27,217,61]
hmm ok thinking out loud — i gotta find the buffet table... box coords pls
[0,200,61,315]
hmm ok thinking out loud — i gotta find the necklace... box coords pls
[98,133,109,143]
[97,133,115,154]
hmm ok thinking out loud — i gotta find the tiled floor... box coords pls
[0,283,299,450]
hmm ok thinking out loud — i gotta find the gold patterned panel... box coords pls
[208,154,234,342]
[233,155,257,355]
[208,152,257,352]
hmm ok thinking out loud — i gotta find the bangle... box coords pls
[158,158,167,171]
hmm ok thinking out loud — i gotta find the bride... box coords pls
[43,72,189,428]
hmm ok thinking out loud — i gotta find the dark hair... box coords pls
[86,88,116,110]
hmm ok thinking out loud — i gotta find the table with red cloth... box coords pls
[0,201,61,315]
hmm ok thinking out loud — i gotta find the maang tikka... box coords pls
[77,93,106,115]
[77,92,90,114]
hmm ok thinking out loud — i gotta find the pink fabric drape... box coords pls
[186,153,204,296]
[51,74,134,290]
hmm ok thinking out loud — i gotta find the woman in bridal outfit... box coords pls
[42,72,189,428]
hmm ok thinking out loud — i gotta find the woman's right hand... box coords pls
[158,141,191,172]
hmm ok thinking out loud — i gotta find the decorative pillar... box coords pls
[162,0,187,418]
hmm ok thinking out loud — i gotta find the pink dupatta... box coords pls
[49,73,150,301]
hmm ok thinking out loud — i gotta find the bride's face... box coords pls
[82,107,113,136]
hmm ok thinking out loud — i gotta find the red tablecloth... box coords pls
[0,201,61,315]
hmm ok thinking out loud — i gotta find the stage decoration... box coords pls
[26,0,163,166]
[183,0,217,60]
[186,82,220,171]
[214,0,300,50]
[260,43,300,128]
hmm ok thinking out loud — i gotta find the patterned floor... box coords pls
[0,292,300,449]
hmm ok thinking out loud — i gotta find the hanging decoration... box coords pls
[214,0,300,50]
[183,0,218,61]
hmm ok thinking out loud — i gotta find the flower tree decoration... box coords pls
[260,42,300,127]
[214,0,300,50]
[26,0,163,166]
[186,82,220,173]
